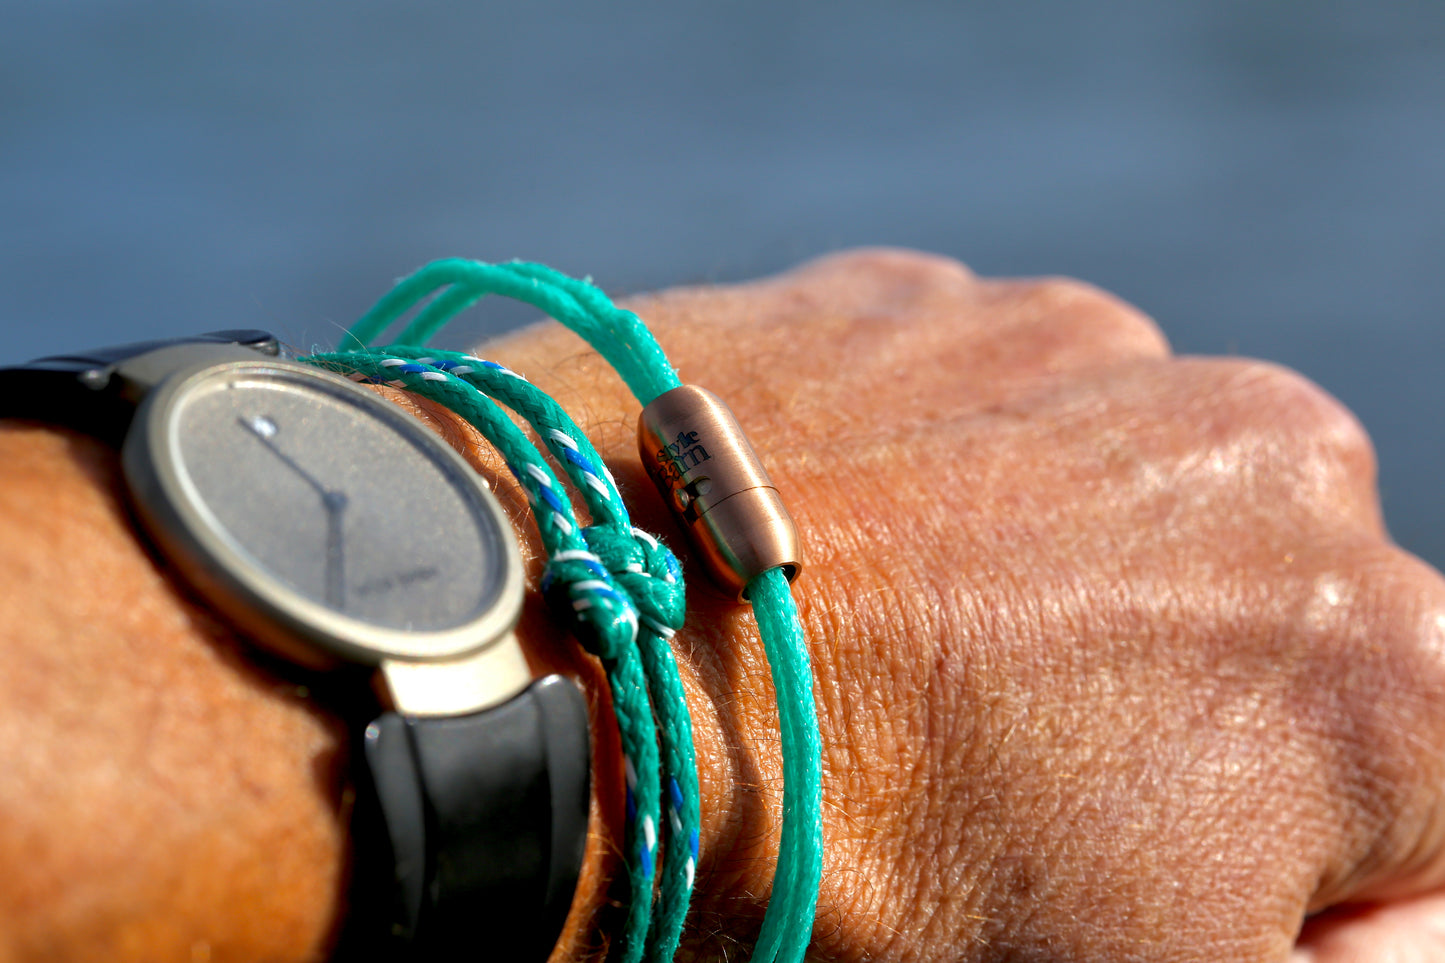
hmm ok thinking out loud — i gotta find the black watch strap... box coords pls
[342,674,592,961]
[0,329,280,442]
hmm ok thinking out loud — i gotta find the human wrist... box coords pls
[0,420,351,961]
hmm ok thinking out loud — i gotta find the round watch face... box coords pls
[122,358,524,666]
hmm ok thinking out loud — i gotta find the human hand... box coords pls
[493,249,1445,961]
[2,249,1441,962]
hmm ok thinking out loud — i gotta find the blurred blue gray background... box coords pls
[2,1,1442,565]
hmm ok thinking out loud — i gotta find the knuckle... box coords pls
[1225,361,1376,468]
[1306,547,1445,887]
[1357,548,1445,680]
[1274,545,1445,736]
[1007,276,1170,361]
[791,246,976,291]
[1183,360,1381,531]
[1301,546,1444,656]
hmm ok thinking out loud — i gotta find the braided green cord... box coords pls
[344,262,574,350]
[500,261,681,405]
[384,346,702,963]
[383,349,629,523]
[747,569,822,963]
[584,528,699,963]
[394,260,681,403]
[304,352,663,963]
[344,259,680,403]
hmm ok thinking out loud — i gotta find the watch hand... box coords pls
[237,415,331,501]
[239,415,351,609]
[323,490,349,609]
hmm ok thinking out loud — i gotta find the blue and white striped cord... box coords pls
[384,346,700,963]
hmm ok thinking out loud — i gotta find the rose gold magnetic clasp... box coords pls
[638,385,802,600]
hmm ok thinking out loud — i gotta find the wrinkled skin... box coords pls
[1,249,1443,961]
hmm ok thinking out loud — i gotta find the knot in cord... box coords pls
[540,549,638,660]
[581,524,685,637]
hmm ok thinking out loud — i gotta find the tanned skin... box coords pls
[2,250,1444,961]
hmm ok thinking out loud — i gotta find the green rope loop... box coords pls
[343,259,680,403]
[582,522,699,963]
[379,348,629,526]
[748,568,822,963]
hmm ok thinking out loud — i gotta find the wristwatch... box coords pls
[0,331,591,960]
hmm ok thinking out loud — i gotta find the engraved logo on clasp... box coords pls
[654,429,711,484]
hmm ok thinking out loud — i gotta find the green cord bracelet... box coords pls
[303,351,666,962]
[338,259,823,962]
[348,258,680,403]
